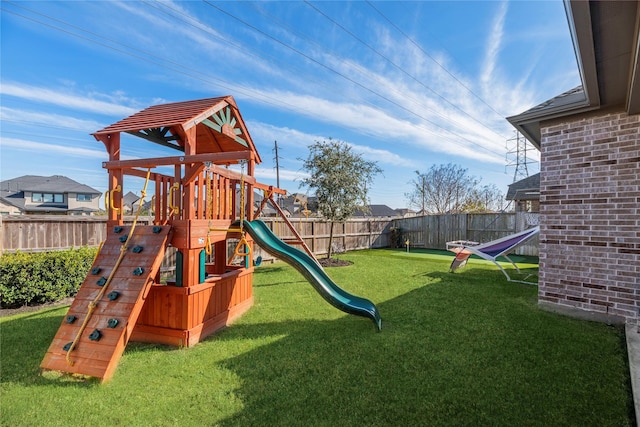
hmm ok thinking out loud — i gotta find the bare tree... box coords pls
[300,139,382,258]
[462,184,506,213]
[405,163,503,214]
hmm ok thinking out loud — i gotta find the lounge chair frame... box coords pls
[446,226,540,284]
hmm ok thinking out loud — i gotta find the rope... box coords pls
[228,161,251,265]
[204,162,213,256]
[66,169,151,366]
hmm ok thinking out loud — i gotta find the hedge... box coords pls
[0,247,97,309]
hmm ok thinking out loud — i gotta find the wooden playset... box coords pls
[40,96,381,383]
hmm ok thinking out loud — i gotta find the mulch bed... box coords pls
[0,298,73,318]
[318,257,353,267]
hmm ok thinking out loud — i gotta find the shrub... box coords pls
[389,226,406,248]
[0,247,97,308]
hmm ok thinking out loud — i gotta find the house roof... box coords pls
[0,175,101,212]
[0,175,100,195]
[353,204,400,217]
[122,191,140,207]
[506,173,540,200]
[93,96,262,164]
[507,0,640,148]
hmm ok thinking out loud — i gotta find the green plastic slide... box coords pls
[241,219,382,331]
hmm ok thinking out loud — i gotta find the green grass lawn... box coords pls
[1,249,633,426]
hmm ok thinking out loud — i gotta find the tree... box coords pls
[300,139,382,259]
[463,184,507,213]
[405,163,504,214]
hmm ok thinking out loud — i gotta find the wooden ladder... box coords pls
[40,225,171,382]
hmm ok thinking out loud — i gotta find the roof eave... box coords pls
[506,98,596,150]
[507,0,602,148]
[566,0,600,108]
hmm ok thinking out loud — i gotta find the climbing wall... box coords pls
[40,224,171,382]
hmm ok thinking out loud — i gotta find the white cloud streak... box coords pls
[481,1,509,87]
[0,82,137,116]
[0,138,107,159]
[0,107,104,132]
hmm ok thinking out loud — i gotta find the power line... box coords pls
[203,1,505,159]
[4,1,506,161]
[305,0,509,141]
[365,0,507,121]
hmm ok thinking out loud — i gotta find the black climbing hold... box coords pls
[114,226,123,233]
[63,342,73,351]
[91,267,102,275]
[133,267,144,276]
[119,235,128,243]
[107,291,120,301]
[65,315,77,324]
[107,318,119,328]
[132,245,143,254]
[97,277,107,286]
[88,329,102,341]
[152,226,162,234]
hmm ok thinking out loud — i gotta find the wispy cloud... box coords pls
[244,88,504,164]
[0,138,107,159]
[248,121,419,168]
[254,166,308,183]
[0,107,104,132]
[0,82,137,116]
[481,1,508,88]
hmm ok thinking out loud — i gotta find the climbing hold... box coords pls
[107,291,120,301]
[107,318,119,328]
[63,342,73,351]
[152,226,162,234]
[97,277,107,286]
[65,315,77,324]
[133,267,144,276]
[132,245,144,253]
[119,235,128,243]
[255,256,263,267]
[91,267,102,275]
[114,226,123,234]
[88,329,102,341]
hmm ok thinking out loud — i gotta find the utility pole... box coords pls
[273,141,281,205]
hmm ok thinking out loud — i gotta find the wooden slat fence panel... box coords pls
[0,213,537,259]
[393,212,538,256]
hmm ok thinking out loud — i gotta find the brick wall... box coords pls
[540,111,639,326]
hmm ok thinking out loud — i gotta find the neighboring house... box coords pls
[0,175,102,215]
[353,204,400,218]
[122,191,144,214]
[395,208,417,218]
[506,173,540,213]
[507,1,639,326]
[280,193,317,217]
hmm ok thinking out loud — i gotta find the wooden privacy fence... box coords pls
[0,212,538,258]
[392,212,539,256]
[0,215,393,260]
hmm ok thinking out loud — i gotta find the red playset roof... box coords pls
[93,95,261,163]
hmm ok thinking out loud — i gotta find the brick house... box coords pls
[508,1,639,326]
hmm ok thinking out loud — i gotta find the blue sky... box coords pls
[1,1,579,209]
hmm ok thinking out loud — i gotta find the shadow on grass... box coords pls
[0,307,101,388]
[0,305,184,388]
[1,267,631,426]
[205,279,631,426]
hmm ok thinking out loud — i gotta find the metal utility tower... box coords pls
[505,131,535,182]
